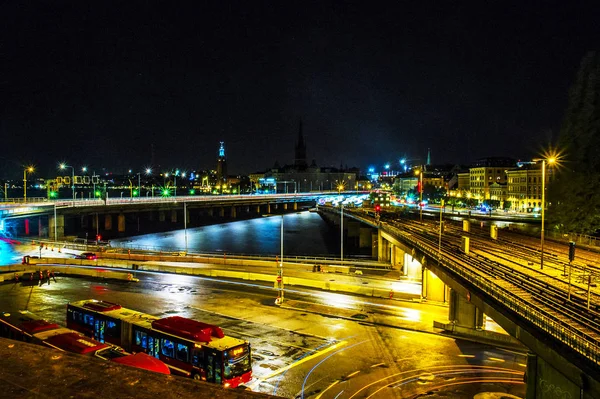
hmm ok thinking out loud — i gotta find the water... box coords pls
[111,212,350,257]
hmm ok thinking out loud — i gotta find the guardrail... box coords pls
[378,221,600,366]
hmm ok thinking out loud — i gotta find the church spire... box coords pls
[294,120,307,168]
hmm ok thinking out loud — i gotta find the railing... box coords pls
[379,222,600,366]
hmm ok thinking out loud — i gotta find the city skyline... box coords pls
[1,3,598,177]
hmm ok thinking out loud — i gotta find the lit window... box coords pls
[176,343,189,362]
[162,339,175,358]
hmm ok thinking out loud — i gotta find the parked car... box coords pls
[76,252,97,260]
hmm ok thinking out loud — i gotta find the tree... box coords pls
[548,52,600,234]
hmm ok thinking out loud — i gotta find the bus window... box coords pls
[84,313,94,327]
[214,359,222,384]
[106,320,120,339]
[161,339,174,358]
[176,343,189,362]
[94,319,105,343]
[207,354,214,382]
[192,349,203,368]
[148,336,159,359]
[72,311,82,323]
[135,330,147,349]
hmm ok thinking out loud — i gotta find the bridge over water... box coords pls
[0,193,340,239]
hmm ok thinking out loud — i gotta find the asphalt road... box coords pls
[0,272,526,399]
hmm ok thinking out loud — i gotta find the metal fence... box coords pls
[380,222,600,366]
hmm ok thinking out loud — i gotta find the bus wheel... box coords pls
[192,373,201,380]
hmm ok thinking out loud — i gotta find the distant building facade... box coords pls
[262,122,357,193]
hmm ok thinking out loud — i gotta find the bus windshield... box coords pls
[223,344,251,379]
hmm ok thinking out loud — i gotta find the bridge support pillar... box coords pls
[448,289,484,330]
[267,204,271,214]
[378,231,390,262]
[219,207,225,217]
[104,214,112,231]
[231,206,237,218]
[256,205,261,214]
[80,215,88,228]
[49,214,65,239]
[171,210,177,223]
[293,202,298,210]
[283,203,288,210]
[371,232,378,258]
[208,208,214,217]
[359,227,372,249]
[422,268,446,302]
[118,213,126,233]
[159,211,166,222]
[525,353,585,399]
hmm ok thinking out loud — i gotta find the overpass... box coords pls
[319,205,600,399]
[0,193,353,239]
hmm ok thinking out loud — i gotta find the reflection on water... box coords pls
[111,212,342,257]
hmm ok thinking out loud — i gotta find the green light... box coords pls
[133,190,138,196]
[162,189,171,197]
[49,191,57,198]
[189,189,195,195]
[232,189,237,194]
[95,190,101,197]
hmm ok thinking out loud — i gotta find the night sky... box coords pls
[1,2,597,178]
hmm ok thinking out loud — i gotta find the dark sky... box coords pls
[1,2,597,178]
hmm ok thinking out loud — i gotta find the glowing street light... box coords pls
[537,156,556,270]
[23,166,34,202]
[59,163,75,201]
[415,168,423,222]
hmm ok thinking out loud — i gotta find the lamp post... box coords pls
[539,157,556,270]
[23,166,34,202]
[59,163,75,201]
[416,169,423,222]
[137,172,141,199]
[145,168,152,197]
[174,169,180,198]
[438,199,444,262]
[340,203,344,263]
[184,202,188,252]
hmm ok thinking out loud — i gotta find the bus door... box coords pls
[94,319,105,343]
[147,335,160,359]
[205,353,222,384]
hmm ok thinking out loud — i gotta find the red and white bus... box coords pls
[67,299,252,388]
[0,310,170,375]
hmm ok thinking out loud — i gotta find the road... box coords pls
[0,272,526,398]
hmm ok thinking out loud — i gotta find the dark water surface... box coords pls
[111,212,349,257]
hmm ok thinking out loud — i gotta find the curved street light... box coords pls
[23,166,34,202]
[59,163,75,201]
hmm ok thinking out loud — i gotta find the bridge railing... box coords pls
[380,222,600,367]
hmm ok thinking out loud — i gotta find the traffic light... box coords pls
[375,204,381,214]
[568,241,576,262]
[96,235,102,242]
[95,190,101,197]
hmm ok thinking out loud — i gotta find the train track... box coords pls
[338,208,600,365]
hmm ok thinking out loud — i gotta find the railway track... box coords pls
[337,208,600,365]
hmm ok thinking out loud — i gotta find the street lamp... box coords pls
[23,166,34,202]
[415,169,423,222]
[59,163,75,201]
[539,157,556,270]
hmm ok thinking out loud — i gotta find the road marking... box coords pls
[346,370,361,378]
[315,380,340,399]
[260,340,347,380]
[370,362,385,368]
[488,357,505,362]
[458,354,475,358]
